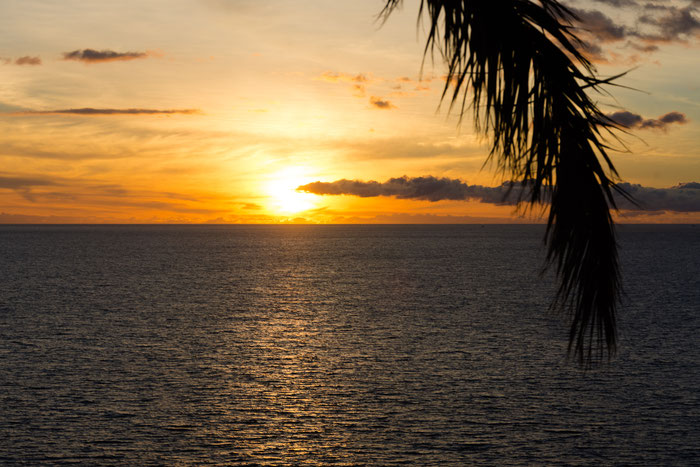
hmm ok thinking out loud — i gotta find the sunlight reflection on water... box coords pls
[0,225,698,465]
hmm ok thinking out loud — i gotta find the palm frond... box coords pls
[381,0,628,366]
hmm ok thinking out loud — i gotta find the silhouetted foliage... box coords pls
[381,0,631,366]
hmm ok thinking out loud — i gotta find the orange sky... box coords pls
[1,0,699,223]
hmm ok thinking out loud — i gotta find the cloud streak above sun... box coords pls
[62,49,152,63]
[298,176,700,212]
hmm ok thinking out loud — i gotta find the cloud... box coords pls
[591,0,638,6]
[628,42,660,52]
[572,8,629,42]
[0,175,57,190]
[62,49,150,63]
[617,209,666,218]
[616,182,700,212]
[319,71,431,102]
[639,5,700,41]
[298,176,518,203]
[369,96,395,109]
[200,0,272,15]
[0,212,111,224]
[318,71,370,97]
[298,176,700,212]
[14,56,41,65]
[608,110,644,127]
[676,182,700,189]
[0,175,59,202]
[334,212,533,224]
[352,84,366,97]
[0,172,226,215]
[317,71,368,84]
[606,110,688,130]
[566,2,700,61]
[16,108,200,116]
[1,56,42,65]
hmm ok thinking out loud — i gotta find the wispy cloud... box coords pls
[1,56,42,65]
[14,56,42,65]
[0,175,57,190]
[317,71,370,97]
[591,0,638,7]
[318,71,432,102]
[14,108,200,116]
[298,176,700,212]
[607,110,688,130]
[0,175,59,202]
[0,172,225,215]
[62,49,151,63]
[317,71,369,84]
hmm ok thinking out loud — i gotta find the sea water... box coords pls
[1,224,698,465]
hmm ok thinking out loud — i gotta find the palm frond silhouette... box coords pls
[381,0,629,366]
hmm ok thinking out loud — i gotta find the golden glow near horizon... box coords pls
[0,0,699,223]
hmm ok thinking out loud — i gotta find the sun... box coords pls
[265,167,319,215]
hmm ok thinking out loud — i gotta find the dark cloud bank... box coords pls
[63,49,149,63]
[298,176,700,213]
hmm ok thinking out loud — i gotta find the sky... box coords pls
[1,0,699,224]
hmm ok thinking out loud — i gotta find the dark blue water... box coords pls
[0,225,698,465]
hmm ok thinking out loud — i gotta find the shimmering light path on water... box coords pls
[1,225,698,465]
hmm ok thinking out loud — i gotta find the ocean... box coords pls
[1,224,698,465]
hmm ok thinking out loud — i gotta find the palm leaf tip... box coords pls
[546,159,620,365]
[382,0,628,365]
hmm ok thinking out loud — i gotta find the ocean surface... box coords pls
[0,224,698,465]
